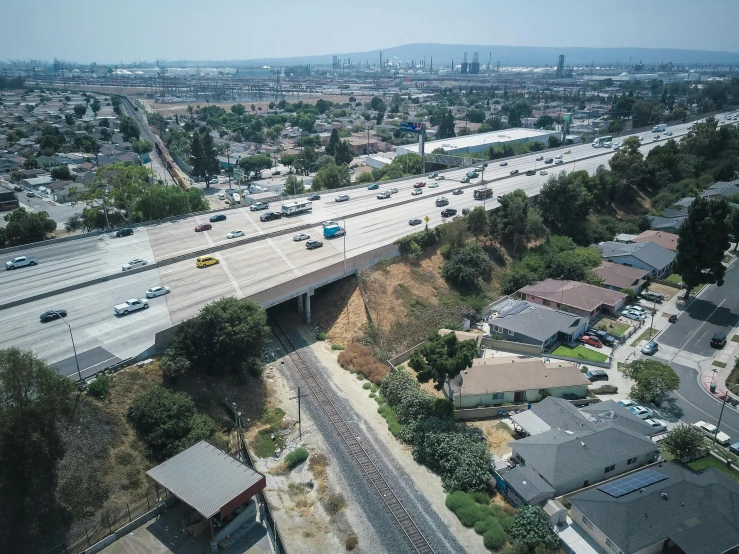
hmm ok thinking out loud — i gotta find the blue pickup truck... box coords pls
[323,224,346,238]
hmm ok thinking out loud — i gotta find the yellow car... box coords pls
[196,255,219,268]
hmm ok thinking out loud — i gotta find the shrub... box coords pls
[87,374,110,399]
[469,491,491,504]
[345,536,358,550]
[331,344,345,350]
[446,491,473,513]
[474,516,498,535]
[317,331,327,340]
[323,492,346,515]
[337,342,390,384]
[362,382,372,389]
[159,349,190,381]
[284,447,309,469]
[456,503,483,527]
[482,521,506,550]
[499,515,516,531]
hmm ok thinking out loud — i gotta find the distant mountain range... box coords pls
[211,43,739,68]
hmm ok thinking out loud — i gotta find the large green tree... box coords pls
[409,332,477,392]
[441,242,492,287]
[311,162,351,190]
[325,128,340,156]
[133,185,208,222]
[491,189,547,254]
[3,208,57,246]
[673,197,731,300]
[85,163,151,224]
[620,359,679,404]
[0,348,74,554]
[170,297,270,376]
[609,136,652,192]
[536,171,592,236]
[508,505,560,553]
[118,114,140,141]
[334,140,355,166]
[283,174,305,196]
[200,131,220,186]
[662,424,706,461]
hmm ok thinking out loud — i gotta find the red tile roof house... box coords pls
[517,279,627,318]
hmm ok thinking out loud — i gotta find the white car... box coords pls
[390,188,399,194]
[218,194,226,200]
[500,162,508,166]
[644,419,667,433]
[411,189,422,196]
[122,259,148,271]
[429,182,439,188]
[293,233,310,241]
[629,305,647,314]
[554,159,564,165]
[555,154,563,159]
[335,194,349,202]
[693,421,731,445]
[622,311,646,321]
[227,230,245,239]
[539,170,548,175]
[250,202,269,211]
[629,406,654,420]
[618,399,636,409]
[113,298,148,315]
[146,286,171,298]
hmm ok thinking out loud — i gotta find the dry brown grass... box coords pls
[337,343,390,384]
[311,276,368,346]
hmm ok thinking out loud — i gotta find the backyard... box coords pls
[552,344,608,363]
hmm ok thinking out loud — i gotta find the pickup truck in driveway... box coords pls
[114,298,149,315]
[6,256,38,270]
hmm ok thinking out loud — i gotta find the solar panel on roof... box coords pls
[501,302,528,317]
[597,469,668,498]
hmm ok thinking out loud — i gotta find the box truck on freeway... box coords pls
[652,124,667,133]
[323,224,346,238]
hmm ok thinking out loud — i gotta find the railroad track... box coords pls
[269,317,435,554]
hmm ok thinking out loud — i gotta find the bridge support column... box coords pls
[296,294,304,315]
[304,290,312,325]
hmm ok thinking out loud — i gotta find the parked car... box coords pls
[628,305,647,315]
[623,311,646,321]
[441,208,457,218]
[629,406,654,419]
[693,421,731,446]
[116,228,134,237]
[196,255,219,268]
[711,333,727,348]
[40,309,67,322]
[293,233,310,241]
[729,442,739,456]
[618,399,636,409]
[590,329,616,346]
[585,370,609,382]
[121,259,148,271]
[26,191,35,197]
[308,194,321,201]
[227,230,245,239]
[588,382,618,394]
[335,194,350,202]
[306,240,323,250]
[210,214,227,222]
[146,286,170,298]
[409,218,422,226]
[195,223,212,232]
[641,291,663,303]
[641,341,659,355]
[580,335,603,348]
[644,419,667,433]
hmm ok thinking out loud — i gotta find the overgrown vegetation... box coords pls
[446,491,514,550]
[284,447,309,470]
[337,342,390,384]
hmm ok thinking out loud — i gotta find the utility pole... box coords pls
[289,387,309,440]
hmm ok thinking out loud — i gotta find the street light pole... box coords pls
[327,209,347,272]
[715,384,739,445]
[53,310,83,389]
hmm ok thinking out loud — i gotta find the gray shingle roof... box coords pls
[501,464,555,503]
[648,215,686,231]
[146,441,265,518]
[597,241,676,271]
[570,464,739,554]
[511,425,658,489]
[488,300,585,342]
[579,400,657,436]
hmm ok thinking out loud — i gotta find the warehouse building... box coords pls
[395,128,562,156]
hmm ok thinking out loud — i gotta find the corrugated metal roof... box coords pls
[147,441,265,518]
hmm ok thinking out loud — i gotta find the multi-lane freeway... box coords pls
[0,118,728,377]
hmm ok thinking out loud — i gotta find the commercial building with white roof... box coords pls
[395,128,562,156]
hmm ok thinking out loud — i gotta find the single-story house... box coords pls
[509,424,659,496]
[517,279,627,318]
[568,463,739,554]
[98,153,139,166]
[591,262,649,294]
[631,229,678,251]
[596,241,676,278]
[22,175,54,188]
[701,180,739,200]
[486,298,588,350]
[444,357,588,408]
[647,214,685,233]
[0,157,20,175]
[49,181,86,203]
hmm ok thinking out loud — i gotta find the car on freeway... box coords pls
[293,233,310,241]
[665,131,673,136]
[146,286,170,298]
[555,154,563,159]
[435,197,449,207]
[13,185,22,191]
[510,169,519,175]
[367,183,379,190]
[116,228,134,237]
[554,159,564,165]
[711,333,727,348]
[462,208,470,215]
[335,194,350,202]
[622,311,646,321]
[5,256,37,270]
[195,223,212,232]
[40,309,67,322]
[227,230,245,239]
[429,182,439,188]
[500,161,508,166]
[196,255,219,268]
[113,298,148,315]
[540,170,548,175]
[376,190,391,200]
[452,188,463,195]
[414,181,426,188]
[306,240,323,250]
[585,369,609,382]
[260,211,282,221]
[411,189,422,196]
[644,419,667,433]
[579,335,603,348]
[461,176,470,183]
[693,421,731,446]
[409,218,422,226]
[438,175,445,180]
[653,135,660,141]
[617,399,636,409]
[535,156,544,161]
[250,202,269,211]
[629,406,654,419]
[308,194,321,201]
[440,208,457,218]
[390,188,399,193]
[430,173,439,178]
[525,170,536,176]
[322,220,339,227]
[544,158,553,164]
[26,191,35,197]
[210,214,227,222]
[688,125,693,130]
[122,259,148,271]
[564,150,571,154]
[641,341,659,355]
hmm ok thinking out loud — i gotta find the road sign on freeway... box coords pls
[424,216,430,222]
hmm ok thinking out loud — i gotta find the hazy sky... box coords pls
[2,0,738,63]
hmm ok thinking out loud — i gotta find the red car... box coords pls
[194,223,212,232]
[580,335,603,348]
[414,181,426,188]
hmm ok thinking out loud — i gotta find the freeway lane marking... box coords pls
[217,254,243,298]
[194,216,214,247]
[240,208,263,235]
[267,238,301,277]
[670,298,726,363]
